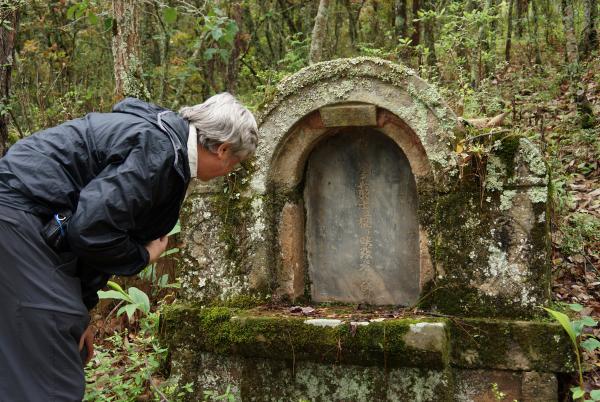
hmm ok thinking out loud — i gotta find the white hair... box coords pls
[179,92,258,158]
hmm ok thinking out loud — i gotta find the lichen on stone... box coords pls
[499,190,517,211]
[484,156,507,192]
[527,187,548,204]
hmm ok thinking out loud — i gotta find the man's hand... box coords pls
[145,236,168,264]
[79,326,95,365]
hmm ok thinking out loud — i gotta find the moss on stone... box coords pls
[160,305,449,369]
[448,317,576,373]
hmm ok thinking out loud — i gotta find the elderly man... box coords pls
[0,93,258,400]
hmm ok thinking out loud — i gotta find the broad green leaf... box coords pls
[581,316,597,327]
[97,290,132,303]
[571,386,585,399]
[590,389,600,400]
[569,303,584,312]
[211,27,223,41]
[88,13,98,25]
[103,17,114,31]
[163,7,177,24]
[581,338,600,352]
[158,274,169,288]
[67,5,77,20]
[128,287,150,314]
[218,49,229,62]
[544,307,578,346]
[573,320,585,337]
[204,48,218,61]
[118,303,139,321]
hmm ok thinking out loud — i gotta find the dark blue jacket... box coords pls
[0,98,191,307]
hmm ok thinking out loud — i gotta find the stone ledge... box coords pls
[159,305,576,373]
[449,318,576,373]
[159,305,449,369]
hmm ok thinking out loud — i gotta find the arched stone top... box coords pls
[254,57,461,194]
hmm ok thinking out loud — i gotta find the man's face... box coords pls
[196,142,243,181]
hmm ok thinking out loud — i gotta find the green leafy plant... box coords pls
[84,312,193,401]
[544,304,600,401]
[203,384,237,401]
[98,281,150,321]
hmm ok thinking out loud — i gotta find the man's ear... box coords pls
[216,142,231,160]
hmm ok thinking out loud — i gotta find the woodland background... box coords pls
[0,0,598,400]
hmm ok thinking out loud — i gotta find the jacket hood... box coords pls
[112,98,190,180]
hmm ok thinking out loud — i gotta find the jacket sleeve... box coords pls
[67,145,158,276]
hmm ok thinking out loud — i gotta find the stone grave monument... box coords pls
[160,58,574,401]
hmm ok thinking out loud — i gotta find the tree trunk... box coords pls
[394,0,407,38]
[342,0,362,48]
[475,0,496,85]
[0,4,19,156]
[277,0,298,34]
[153,1,171,103]
[516,0,529,38]
[423,0,437,73]
[505,0,515,62]
[112,0,150,101]
[579,0,598,59]
[412,0,421,47]
[227,2,244,94]
[561,0,578,64]
[530,0,542,65]
[309,0,330,64]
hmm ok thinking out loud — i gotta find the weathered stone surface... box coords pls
[521,371,558,402]
[277,201,305,300]
[454,369,522,402]
[319,103,377,127]
[449,318,576,373]
[168,350,452,401]
[305,129,420,305]
[403,322,446,353]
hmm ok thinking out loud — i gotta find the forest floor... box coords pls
[85,55,600,400]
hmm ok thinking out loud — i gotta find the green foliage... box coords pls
[84,312,193,401]
[559,213,600,257]
[98,281,151,321]
[545,304,600,401]
[203,385,237,401]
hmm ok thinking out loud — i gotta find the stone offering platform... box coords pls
[160,306,574,401]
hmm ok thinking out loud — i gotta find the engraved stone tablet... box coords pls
[304,129,420,305]
[319,104,377,127]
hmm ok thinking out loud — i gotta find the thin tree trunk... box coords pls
[516,0,529,38]
[112,0,150,101]
[309,0,330,64]
[153,1,171,103]
[0,4,19,156]
[394,0,407,38]
[423,0,437,73]
[561,0,578,64]
[579,0,598,59]
[505,0,515,62]
[342,0,362,48]
[530,0,542,64]
[480,0,497,78]
[227,2,244,94]
[277,0,298,33]
[412,0,421,47]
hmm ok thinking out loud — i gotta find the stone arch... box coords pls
[255,57,459,303]
[254,57,460,194]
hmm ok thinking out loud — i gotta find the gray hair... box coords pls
[179,92,258,158]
